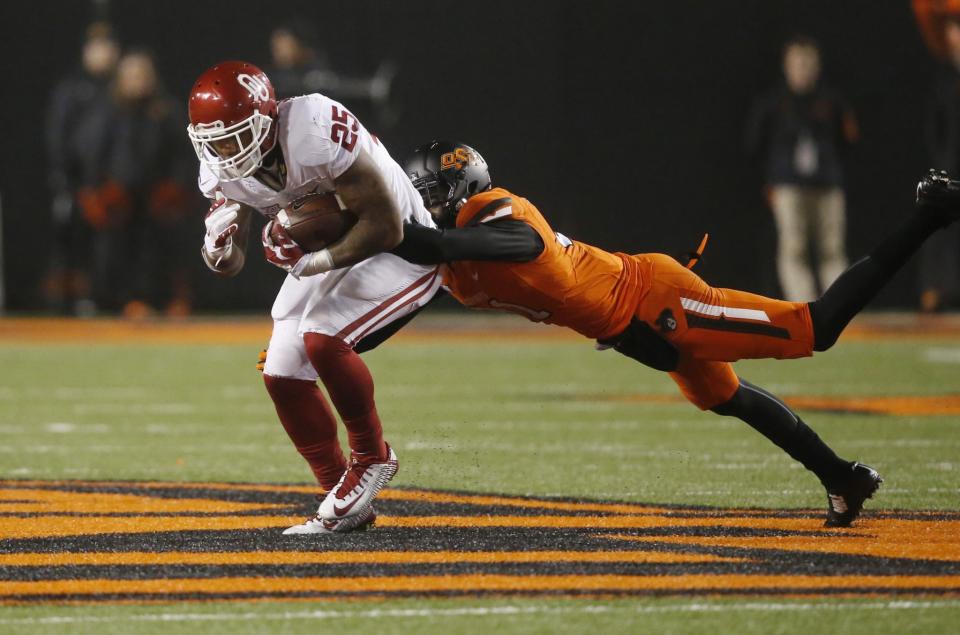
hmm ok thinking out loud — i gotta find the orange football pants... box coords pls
[629,253,815,410]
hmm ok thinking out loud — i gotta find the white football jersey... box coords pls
[198,94,433,228]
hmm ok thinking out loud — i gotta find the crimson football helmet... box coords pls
[187,61,278,181]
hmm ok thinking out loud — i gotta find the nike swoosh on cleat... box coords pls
[333,496,362,518]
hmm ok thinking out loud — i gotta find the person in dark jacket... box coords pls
[76,50,196,317]
[265,22,398,129]
[43,22,119,315]
[746,36,859,302]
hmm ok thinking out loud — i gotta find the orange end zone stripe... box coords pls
[0,481,673,515]
[0,550,741,567]
[0,516,301,540]
[377,515,832,530]
[0,488,285,514]
[605,517,960,562]
[378,489,672,515]
[3,574,960,597]
[0,480,321,495]
[0,512,872,540]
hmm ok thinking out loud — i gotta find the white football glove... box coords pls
[203,196,240,266]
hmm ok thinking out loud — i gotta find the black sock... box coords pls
[711,379,850,487]
[809,211,944,351]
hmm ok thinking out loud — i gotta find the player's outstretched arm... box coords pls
[201,203,254,278]
[392,221,544,265]
[291,150,403,276]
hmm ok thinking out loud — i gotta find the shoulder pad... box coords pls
[457,194,514,227]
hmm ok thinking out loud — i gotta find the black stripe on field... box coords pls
[3,525,956,565]
[3,587,959,605]
[3,556,958,582]
[3,525,747,555]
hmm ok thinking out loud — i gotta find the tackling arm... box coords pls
[391,220,544,265]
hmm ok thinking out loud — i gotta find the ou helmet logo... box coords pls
[237,73,270,102]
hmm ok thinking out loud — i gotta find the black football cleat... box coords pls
[916,169,960,224]
[824,462,883,528]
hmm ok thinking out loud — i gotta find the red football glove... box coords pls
[262,220,305,272]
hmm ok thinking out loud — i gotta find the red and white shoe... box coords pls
[319,444,398,522]
[282,503,377,535]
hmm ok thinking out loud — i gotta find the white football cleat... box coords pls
[282,504,377,535]
[319,444,398,522]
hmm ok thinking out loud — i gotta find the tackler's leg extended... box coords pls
[809,169,960,351]
[709,376,881,528]
[666,356,882,528]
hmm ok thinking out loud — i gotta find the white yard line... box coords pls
[1,600,959,626]
[924,347,960,363]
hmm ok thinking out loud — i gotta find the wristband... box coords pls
[202,241,232,271]
[290,248,334,278]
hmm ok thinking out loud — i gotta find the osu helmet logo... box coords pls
[440,147,475,171]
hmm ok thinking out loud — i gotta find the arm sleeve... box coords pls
[392,220,545,265]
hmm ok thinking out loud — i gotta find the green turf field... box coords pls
[0,314,958,633]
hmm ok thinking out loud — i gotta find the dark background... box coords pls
[0,0,933,311]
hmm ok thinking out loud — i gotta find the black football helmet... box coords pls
[406,140,492,227]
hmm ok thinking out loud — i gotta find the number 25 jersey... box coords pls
[198,93,432,228]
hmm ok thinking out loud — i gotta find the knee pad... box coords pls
[601,318,680,372]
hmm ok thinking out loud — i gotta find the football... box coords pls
[275,192,357,251]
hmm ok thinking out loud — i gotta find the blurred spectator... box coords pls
[266,22,398,128]
[43,22,118,315]
[75,50,196,318]
[917,9,960,312]
[268,23,332,99]
[746,36,859,302]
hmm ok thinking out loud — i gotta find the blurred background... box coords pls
[0,0,957,316]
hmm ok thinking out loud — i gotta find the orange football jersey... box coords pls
[443,188,644,339]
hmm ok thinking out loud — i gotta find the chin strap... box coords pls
[440,198,467,227]
[684,233,710,270]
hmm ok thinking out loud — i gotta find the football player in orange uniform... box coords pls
[394,140,960,528]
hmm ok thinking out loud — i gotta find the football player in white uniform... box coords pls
[187,61,441,534]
